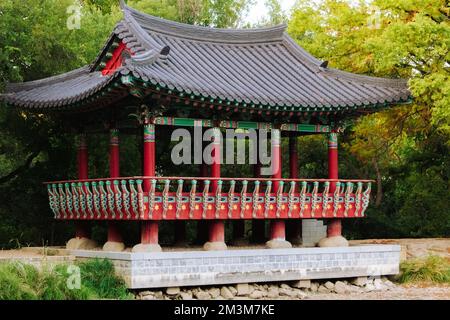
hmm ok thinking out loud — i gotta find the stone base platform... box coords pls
[70,245,401,289]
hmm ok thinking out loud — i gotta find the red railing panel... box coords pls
[45,177,373,221]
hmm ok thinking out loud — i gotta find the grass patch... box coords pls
[397,255,450,284]
[0,263,38,299]
[0,258,133,300]
[78,259,132,299]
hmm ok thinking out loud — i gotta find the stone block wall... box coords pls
[71,245,401,289]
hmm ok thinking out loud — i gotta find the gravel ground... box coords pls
[303,284,450,300]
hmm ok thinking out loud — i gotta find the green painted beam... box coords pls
[152,117,330,133]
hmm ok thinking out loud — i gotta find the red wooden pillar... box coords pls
[251,135,265,243]
[319,131,348,247]
[141,122,158,244]
[133,122,161,252]
[287,134,302,245]
[66,133,98,250]
[267,129,291,248]
[103,127,124,251]
[204,127,226,250]
[327,131,341,237]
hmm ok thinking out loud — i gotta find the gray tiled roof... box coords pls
[1,1,411,112]
[3,66,114,109]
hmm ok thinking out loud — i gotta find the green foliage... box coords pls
[288,0,450,239]
[0,0,120,86]
[255,0,287,26]
[398,255,450,284]
[127,0,253,27]
[203,0,253,27]
[84,0,118,14]
[38,264,94,300]
[288,0,449,135]
[77,258,132,299]
[394,171,450,237]
[0,263,38,299]
[0,259,131,300]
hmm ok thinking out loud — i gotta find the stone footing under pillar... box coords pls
[132,243,162,253]
[103,241,126,252]
[265,239,292,249]
[203,241,227,251]
[318,236,349,247]
[66,237,98,250]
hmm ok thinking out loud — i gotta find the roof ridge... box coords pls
[282,35,408,89]
[121,2,286,44]
[281,35,323,69]
[320,68,409,88]
[122,9,165,52]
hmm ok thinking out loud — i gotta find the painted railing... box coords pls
[45,177,372,220]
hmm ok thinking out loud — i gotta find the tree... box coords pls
[288,0,450,238]
[260,0,287,26]
[127,0,253,27]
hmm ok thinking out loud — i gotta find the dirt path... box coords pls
[350,238,450,261]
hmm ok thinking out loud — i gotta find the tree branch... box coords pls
[0,150,40,184]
